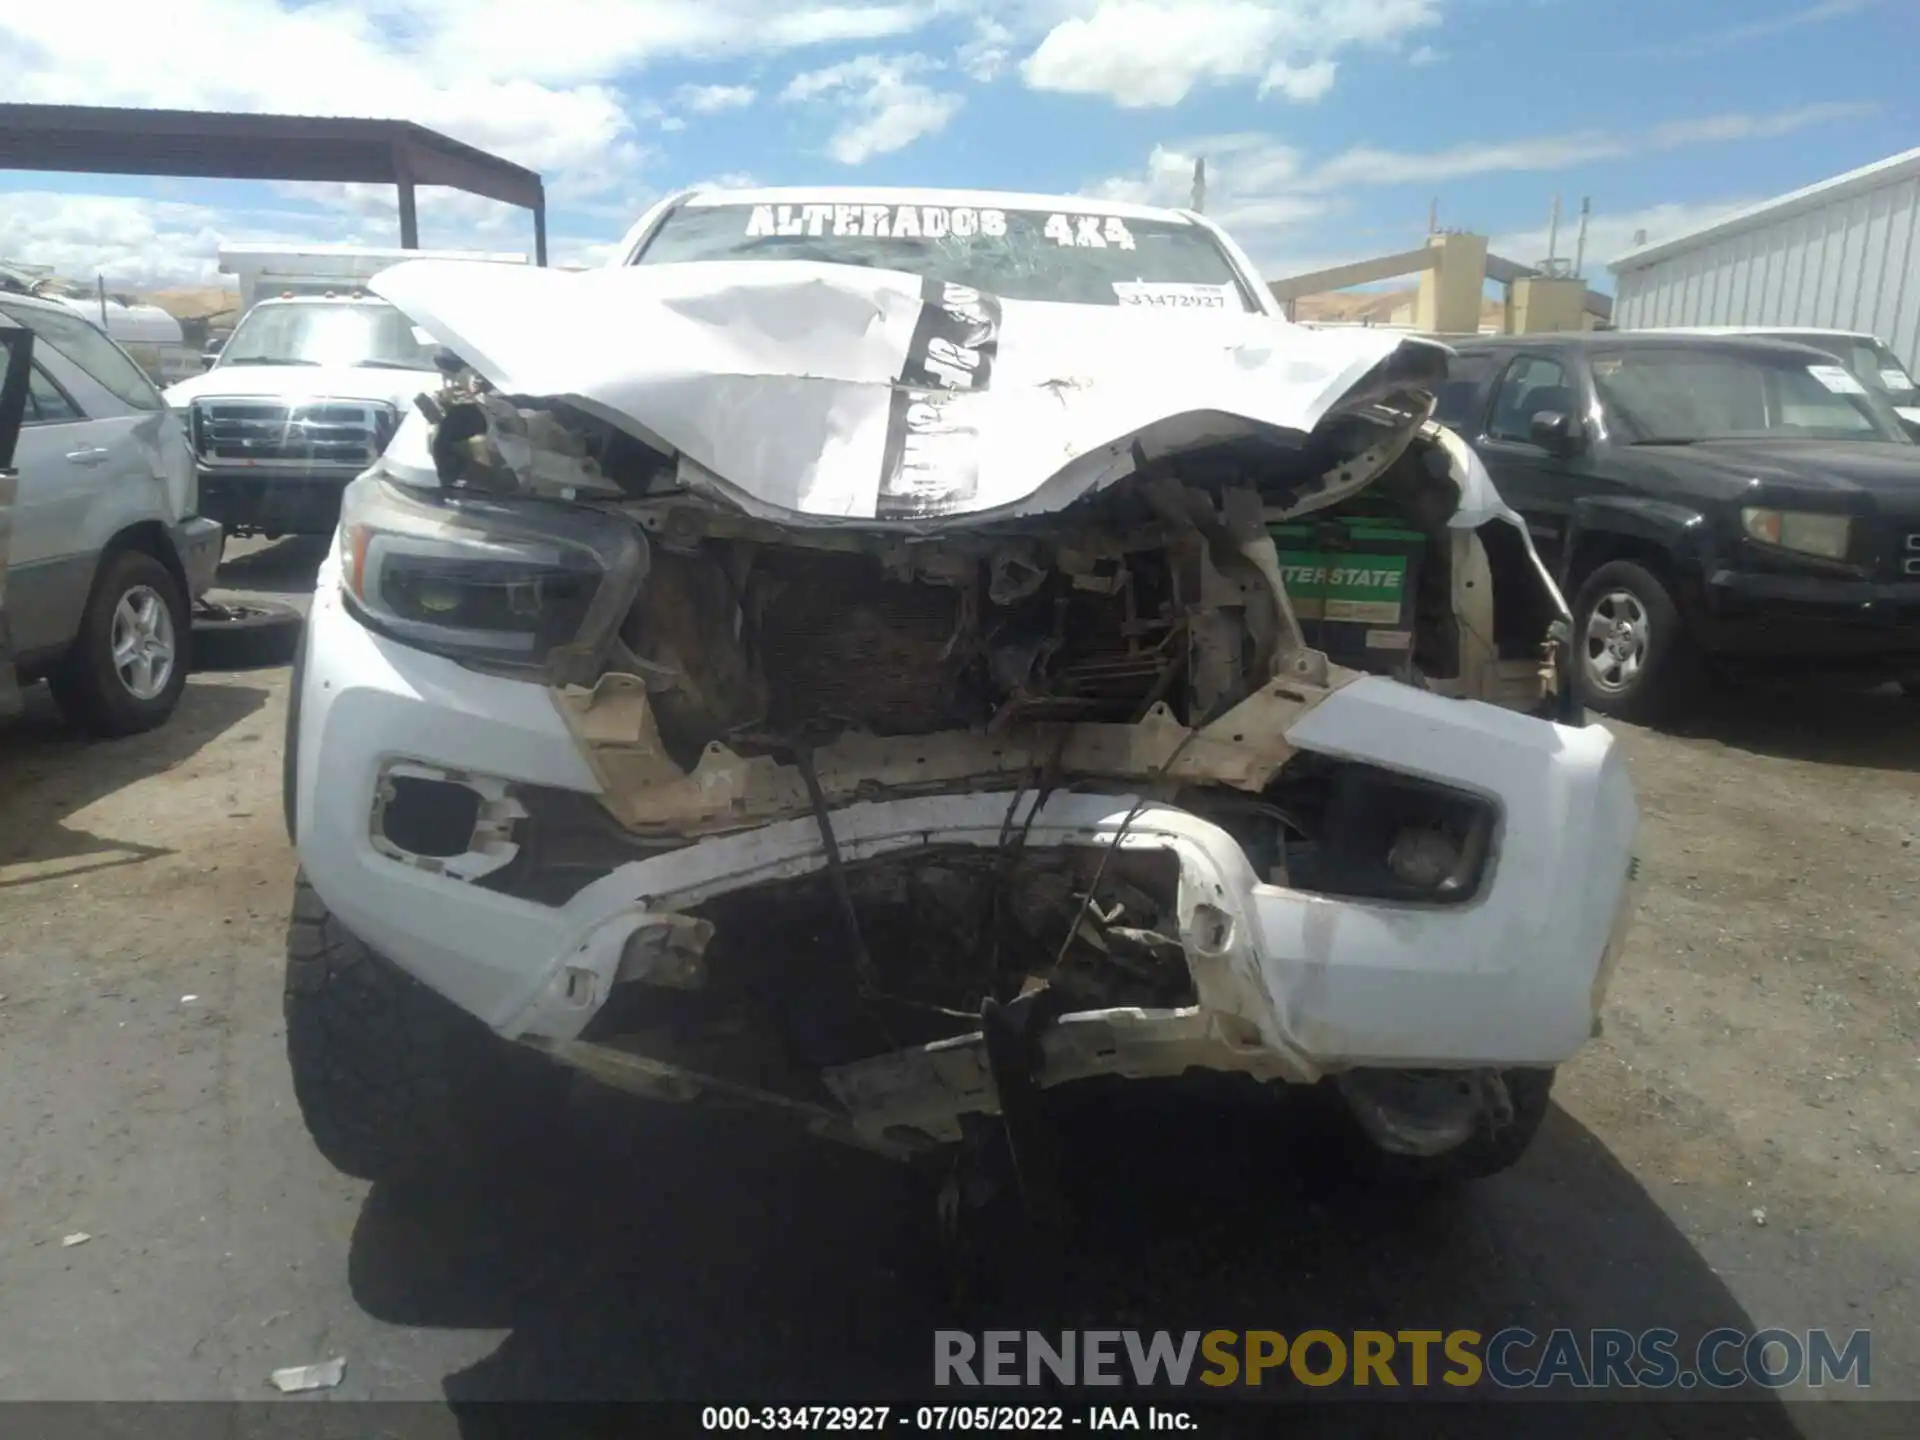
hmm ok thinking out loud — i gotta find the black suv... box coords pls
[1438,332,1920,720]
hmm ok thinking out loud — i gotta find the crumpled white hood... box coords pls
[164,364,438,411]
[370,257,1516,528]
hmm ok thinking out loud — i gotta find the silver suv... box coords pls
[0,292,221,734]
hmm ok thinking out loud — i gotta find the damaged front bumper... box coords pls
[293,576,1640,1155]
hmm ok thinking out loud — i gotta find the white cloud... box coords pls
[362,0,932,86]
[3,1,1878,293]
[1491,198,1764,273]
[781,54,963,164]
[0,0,942,217]
[0,0,950,284]
[1646,101,1877,148]
[1614,0,1876,60]
[274,182,498,224]
[958,17,1015,82]
[1088,102,1874,275]
[553,235,625,269]
[2,4,640,188]
[1020,0,1440,108]
[1305,133,1629,190]
[1259,59,1337,103]
[676,82,757,113]
[0,192,341,288]
[1407,44,1440,65]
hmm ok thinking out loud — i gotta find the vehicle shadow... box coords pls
[1662,681,1918,773]
[214,534,327,598]
[344,1085,1809,1438]
[0,677,268,885]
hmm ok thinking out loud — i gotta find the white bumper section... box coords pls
[294,584,1640,1090]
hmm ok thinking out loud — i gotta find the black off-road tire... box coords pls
[47,548,190,737]
[283,873,570,1185]
[1570,559,1698,724]
[1350,1067,1557,1185]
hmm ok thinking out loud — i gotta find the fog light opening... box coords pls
[1387,826,1463,889]
[370,762,528,882]
[379,775,483,858]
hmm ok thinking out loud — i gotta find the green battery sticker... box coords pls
[1277,550,1411,624]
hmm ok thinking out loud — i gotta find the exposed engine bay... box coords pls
[409,346,1568,836]
[319,256,1626,1177]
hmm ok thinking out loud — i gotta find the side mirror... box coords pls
[1528,410,1582,456]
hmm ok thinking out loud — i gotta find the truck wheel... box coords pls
[1351,1067,1557,1184]
[1570,560,1696,723]
[283,872,570,1185]
[47,548,190,737]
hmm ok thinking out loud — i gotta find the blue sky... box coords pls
[1,0,1913,292]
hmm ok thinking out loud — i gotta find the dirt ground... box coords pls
[0,538,1914,1433]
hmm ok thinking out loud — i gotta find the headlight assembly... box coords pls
[1740,506,1850,561]
[337,473,643,674]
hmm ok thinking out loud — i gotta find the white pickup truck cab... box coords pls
[163,293,448,543]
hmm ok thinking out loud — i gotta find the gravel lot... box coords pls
[0,539,1914,1434]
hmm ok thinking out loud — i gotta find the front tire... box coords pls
[1351,1067,1557,1184]
[283,873,570,1184]
[47,548,190,737]
[1570,559,1697,723]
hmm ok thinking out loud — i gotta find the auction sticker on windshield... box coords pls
[1113,282,1235,309]
[1881,367,1913,391]
[1808,363,1867,395]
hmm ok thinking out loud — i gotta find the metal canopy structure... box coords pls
[0,103,547,265]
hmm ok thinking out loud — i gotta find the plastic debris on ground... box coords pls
[61,1233,91,1247]
[270,1357,346,1393]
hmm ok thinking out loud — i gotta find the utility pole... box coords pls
[1573,197,1591,279]
[1546,193,1562,268]
[1191,157,1206,213]
[1427,197,1438,235]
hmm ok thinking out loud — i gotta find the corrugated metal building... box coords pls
[1609,147,1920,370]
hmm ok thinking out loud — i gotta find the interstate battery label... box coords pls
[1277,551,1409,623]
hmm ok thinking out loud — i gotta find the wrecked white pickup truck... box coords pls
[281,187,1640,1200]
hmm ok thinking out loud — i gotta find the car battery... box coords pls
[1268,516,1425,677]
